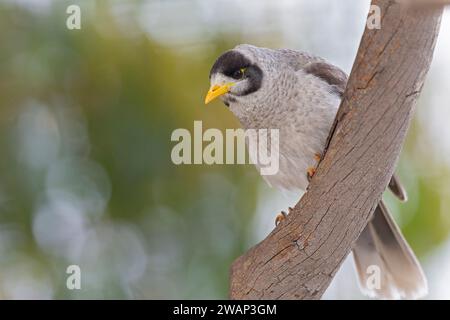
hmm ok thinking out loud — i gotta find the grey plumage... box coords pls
[389,174,408,202]
[353,201,427,299]
[207,44,427,299]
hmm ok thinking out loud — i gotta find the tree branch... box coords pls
[229,0,443,300]
[398,0,450,7]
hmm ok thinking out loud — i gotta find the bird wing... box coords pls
[302,61,348,97]
[278,49,408,200]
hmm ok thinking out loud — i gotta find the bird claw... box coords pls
[314,153,322,162]
[275,207,294,226]
[307,167,316,182]
[307,153,321,182]
[275,212,287,226]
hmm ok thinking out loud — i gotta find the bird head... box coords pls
[205,45,268,111]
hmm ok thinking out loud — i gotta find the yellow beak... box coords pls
[204,83,235,104]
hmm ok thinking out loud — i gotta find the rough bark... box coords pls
[399,0,450,6]
[229,0,443,300]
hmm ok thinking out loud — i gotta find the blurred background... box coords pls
[0,0,449,299]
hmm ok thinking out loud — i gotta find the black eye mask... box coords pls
[209,50,263,96]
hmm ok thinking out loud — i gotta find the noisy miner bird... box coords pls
[204,44,427,299]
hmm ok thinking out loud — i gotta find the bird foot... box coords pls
[306,153,321,182]
[275,207,294,226]
[307,167,316,182]
[314,153,322,162]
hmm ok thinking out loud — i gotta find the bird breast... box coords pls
[245,72,342,192]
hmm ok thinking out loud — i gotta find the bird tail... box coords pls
[352,201,428,299]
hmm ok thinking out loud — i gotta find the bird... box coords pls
[204,44,427,300]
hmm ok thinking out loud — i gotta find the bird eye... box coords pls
[232,68,246,80]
